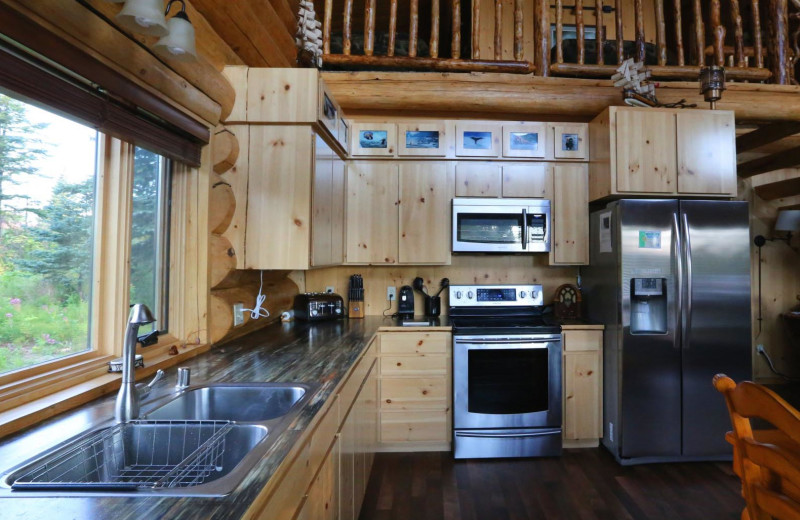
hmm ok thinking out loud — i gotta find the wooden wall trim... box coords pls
[321,72,800,122]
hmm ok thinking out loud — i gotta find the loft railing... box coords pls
[319,0,796,83]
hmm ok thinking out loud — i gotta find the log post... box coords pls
[767,0,790,84]
[710,0,726,66]
[693,0,705,66]
[388,0,398,56]
[514,0,524,60]
[409,0,419,57]
[615,0,624,63]
[431,0,440,58]
[494,0,503,60]
[364,0,376,56]
[576,0,585,65]
[452,0,461,59]
[556,0,564,64]
[753,0,764,68]
[673,0,684,65]
[655,0,667,65]
[730,0,745,67]
[323,0,332,53]
[343,0,353,55]
[535,0,550,75]
[472,0,480,59]
[596,0,605,65]
[634,0,645,62]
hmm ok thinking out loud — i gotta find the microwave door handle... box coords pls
[521,209,528,250]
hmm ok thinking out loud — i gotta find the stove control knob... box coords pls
[467,291,474,299]
[455,291,463,300]
[520,291,527,299]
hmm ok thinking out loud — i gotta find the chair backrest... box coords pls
[714,374,800,520]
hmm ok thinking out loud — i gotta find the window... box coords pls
[130,147,171,335]
[0,93,99,374]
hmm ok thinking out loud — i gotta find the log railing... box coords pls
[320,0,796,83]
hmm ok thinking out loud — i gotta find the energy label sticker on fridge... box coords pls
[638,231,661,249]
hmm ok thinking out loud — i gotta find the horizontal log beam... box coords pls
[753,176,800,200]
[322,54,536,74]
[736,122,800,153]
[550,62,772,82]
[320,71,800,122]
[737,146,800,177]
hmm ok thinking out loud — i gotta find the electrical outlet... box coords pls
[387,286,396,301]
[233,303,245,326]
[325,286,335,294]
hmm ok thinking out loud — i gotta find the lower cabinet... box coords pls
[562,328,603,447]
[250,339,378,520]
[376,331,452,451]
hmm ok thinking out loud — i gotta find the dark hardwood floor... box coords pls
[359,449,744,520]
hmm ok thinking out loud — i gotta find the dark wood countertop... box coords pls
[0,316,397,520]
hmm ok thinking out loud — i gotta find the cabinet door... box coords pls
[551,163,589,265]
[246,126,313,269]
[330,157,346,264]
[339,403,356,520]
[614,109,676,193]
[455,162,501,197]
[311,135,335,266]
[676,111,736,195]
[345,162,399,264]
[398,162,451,264]
[502,162,552,198]
[563,351,601,440]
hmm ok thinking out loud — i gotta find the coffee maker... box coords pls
[397,285,414,319]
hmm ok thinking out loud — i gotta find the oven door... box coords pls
[453,334,562,429]
[452,203,550,253]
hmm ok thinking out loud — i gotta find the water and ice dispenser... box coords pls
[630,278,668,334]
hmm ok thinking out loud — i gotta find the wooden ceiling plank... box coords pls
[248,0,299,62]
[737,145,800,177]
[269,0,299,37]
[736,121,800,153]
[753,176,800,200]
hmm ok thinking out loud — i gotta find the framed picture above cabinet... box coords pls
[398,122,447,156]
[552,123,588,159]
[455,123,500,157]
[350,122,397,156]
[503,123,547,158]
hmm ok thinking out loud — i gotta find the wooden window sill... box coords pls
[0,340,211,439]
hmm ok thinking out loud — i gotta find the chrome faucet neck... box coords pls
[115,304,156,423]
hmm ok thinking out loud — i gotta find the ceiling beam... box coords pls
[738,146,800,177]
[736,121,800,153]
[754,176,800,200]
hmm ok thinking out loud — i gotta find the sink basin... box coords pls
[144,383,308,422]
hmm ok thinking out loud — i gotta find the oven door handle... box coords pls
[455,339,552,347]
[455,429,561,439]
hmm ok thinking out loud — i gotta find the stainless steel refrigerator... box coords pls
[583,200,751,465]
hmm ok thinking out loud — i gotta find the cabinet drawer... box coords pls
[380,355,448,376]
[379,333,450,355]
[563,330,602,352]
[380,411,449,443]
[380,377,448,409]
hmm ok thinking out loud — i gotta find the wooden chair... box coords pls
[713,374,800,520]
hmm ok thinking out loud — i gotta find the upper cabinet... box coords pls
[589,106,736,201]
[398,162,452,264]
[346,162,400,264]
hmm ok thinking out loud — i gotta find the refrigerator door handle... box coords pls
[682,212,693,350]
[673,212,683,348]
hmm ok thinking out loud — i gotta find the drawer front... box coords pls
[380,355,448,376]
[380,410,449,443]
[563,330,602,352]
[380,377,448,409]
[379,332,450,355]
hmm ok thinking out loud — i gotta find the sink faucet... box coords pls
[115,304,157,423]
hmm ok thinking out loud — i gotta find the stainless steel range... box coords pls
[449,284,563,459]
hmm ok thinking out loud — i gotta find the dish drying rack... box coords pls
[11,420,232,490]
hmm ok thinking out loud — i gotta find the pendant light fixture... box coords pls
[116,0,169,37]
[153,1,197,62]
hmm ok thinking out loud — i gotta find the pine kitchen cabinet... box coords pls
[345,161,453,265]
[550,163,589,265]
[589,106,736,201]
[562,326,604,447]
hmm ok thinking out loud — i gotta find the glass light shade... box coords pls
[153,15,197,62]
[775,210,800,232]
[116,0,169,37]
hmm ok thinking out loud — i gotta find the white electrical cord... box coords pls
[242,270,270,319]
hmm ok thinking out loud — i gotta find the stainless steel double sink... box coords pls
[1,382,317,497]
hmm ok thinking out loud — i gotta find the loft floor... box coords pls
[360,449,743,520]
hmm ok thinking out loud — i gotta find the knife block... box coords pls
[348,300,364,319]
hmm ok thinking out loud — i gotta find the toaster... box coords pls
[293,293,345,321]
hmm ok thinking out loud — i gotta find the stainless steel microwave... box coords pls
[452,198,551,253]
